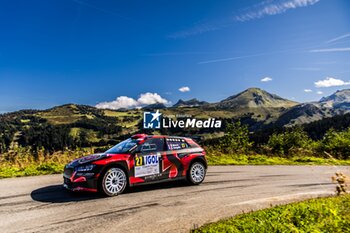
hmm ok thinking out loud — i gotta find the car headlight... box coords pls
[75,164,95,172]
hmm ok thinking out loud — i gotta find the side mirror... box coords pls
[134,149,141,154]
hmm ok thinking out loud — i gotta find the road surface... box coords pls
[0,165,348,233]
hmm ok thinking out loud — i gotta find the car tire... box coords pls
[100,167,128,196]
[187,162,206,185]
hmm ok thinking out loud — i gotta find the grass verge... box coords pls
[193,194,350,233]
[0,163,64,178]
[0,148,91,178]
[1,150,350,178]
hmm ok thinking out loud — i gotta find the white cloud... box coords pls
[178,86,190,92]
[235,0,320,22]
[261,77,272,82]
[304,89,313,93]
[317,91,323,95]
[95,92,169,110]
[314,77,350,88]
[137,92,168,105]
[326,33,350,44]
[310,48,350,53]
[95,96,138,109]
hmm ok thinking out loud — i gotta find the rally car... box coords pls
[63,134,207,196]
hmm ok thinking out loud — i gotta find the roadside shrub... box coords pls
[219,122,252,154]
[267,127,312,156]
[320,128,350,159]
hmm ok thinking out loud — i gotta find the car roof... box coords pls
[150,135,188,140]
[131,134,189,140]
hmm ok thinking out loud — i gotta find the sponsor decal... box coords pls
[134,154,160,177]
[166,138,188,150]
[143,110,222,129]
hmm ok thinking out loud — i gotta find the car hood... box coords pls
[67,153,106,167]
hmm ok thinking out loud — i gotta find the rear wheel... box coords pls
[100,167,127,196]
[187,162,206,185]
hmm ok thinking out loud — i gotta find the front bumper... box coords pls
[63,167,99,192]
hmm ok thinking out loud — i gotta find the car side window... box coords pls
[166,138,189,150]
[140,138,164,153]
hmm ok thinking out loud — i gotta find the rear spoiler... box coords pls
[131,134,148,139]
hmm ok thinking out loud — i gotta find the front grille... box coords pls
[64,177,71,184]
[63,177,73,189]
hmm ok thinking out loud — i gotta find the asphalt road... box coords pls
[0,165,349,233]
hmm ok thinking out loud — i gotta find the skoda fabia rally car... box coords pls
[63,134,207,196]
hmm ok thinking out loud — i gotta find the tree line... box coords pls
[2,109,350,159]
[214,121,350,160]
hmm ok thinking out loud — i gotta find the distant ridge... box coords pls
[173,98,208,107]
[319,89,350,109]
[276,89,350,126]
[3,88,350,128]
[142,103,167,110]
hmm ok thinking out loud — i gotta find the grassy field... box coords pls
[1,149,350,178]
[193,194,350,233]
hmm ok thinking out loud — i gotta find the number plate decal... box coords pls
[134,154,160,177]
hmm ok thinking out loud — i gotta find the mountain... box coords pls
[142,103,167,110]
[319,89,350,110]
[276,89,350,126]
[3,88,350,157]
[173,98,208,107]
[2,87,350,154]
[2,88,350,144]
[199,88,298,125]
[0,88,302,135]
[212,88,298,109]
[274,103,331,126]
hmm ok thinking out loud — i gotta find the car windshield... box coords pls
[105,138,138,154]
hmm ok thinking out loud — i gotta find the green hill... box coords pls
[2,87,350,154]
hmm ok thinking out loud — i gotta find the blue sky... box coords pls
[1,0,350,112]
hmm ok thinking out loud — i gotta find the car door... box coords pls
[162,138,188,179]
[133,137,165,182]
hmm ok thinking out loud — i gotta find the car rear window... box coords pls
[166,138,189,150]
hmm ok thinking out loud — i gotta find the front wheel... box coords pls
[100,167,127,196]
[187,162,206,185]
